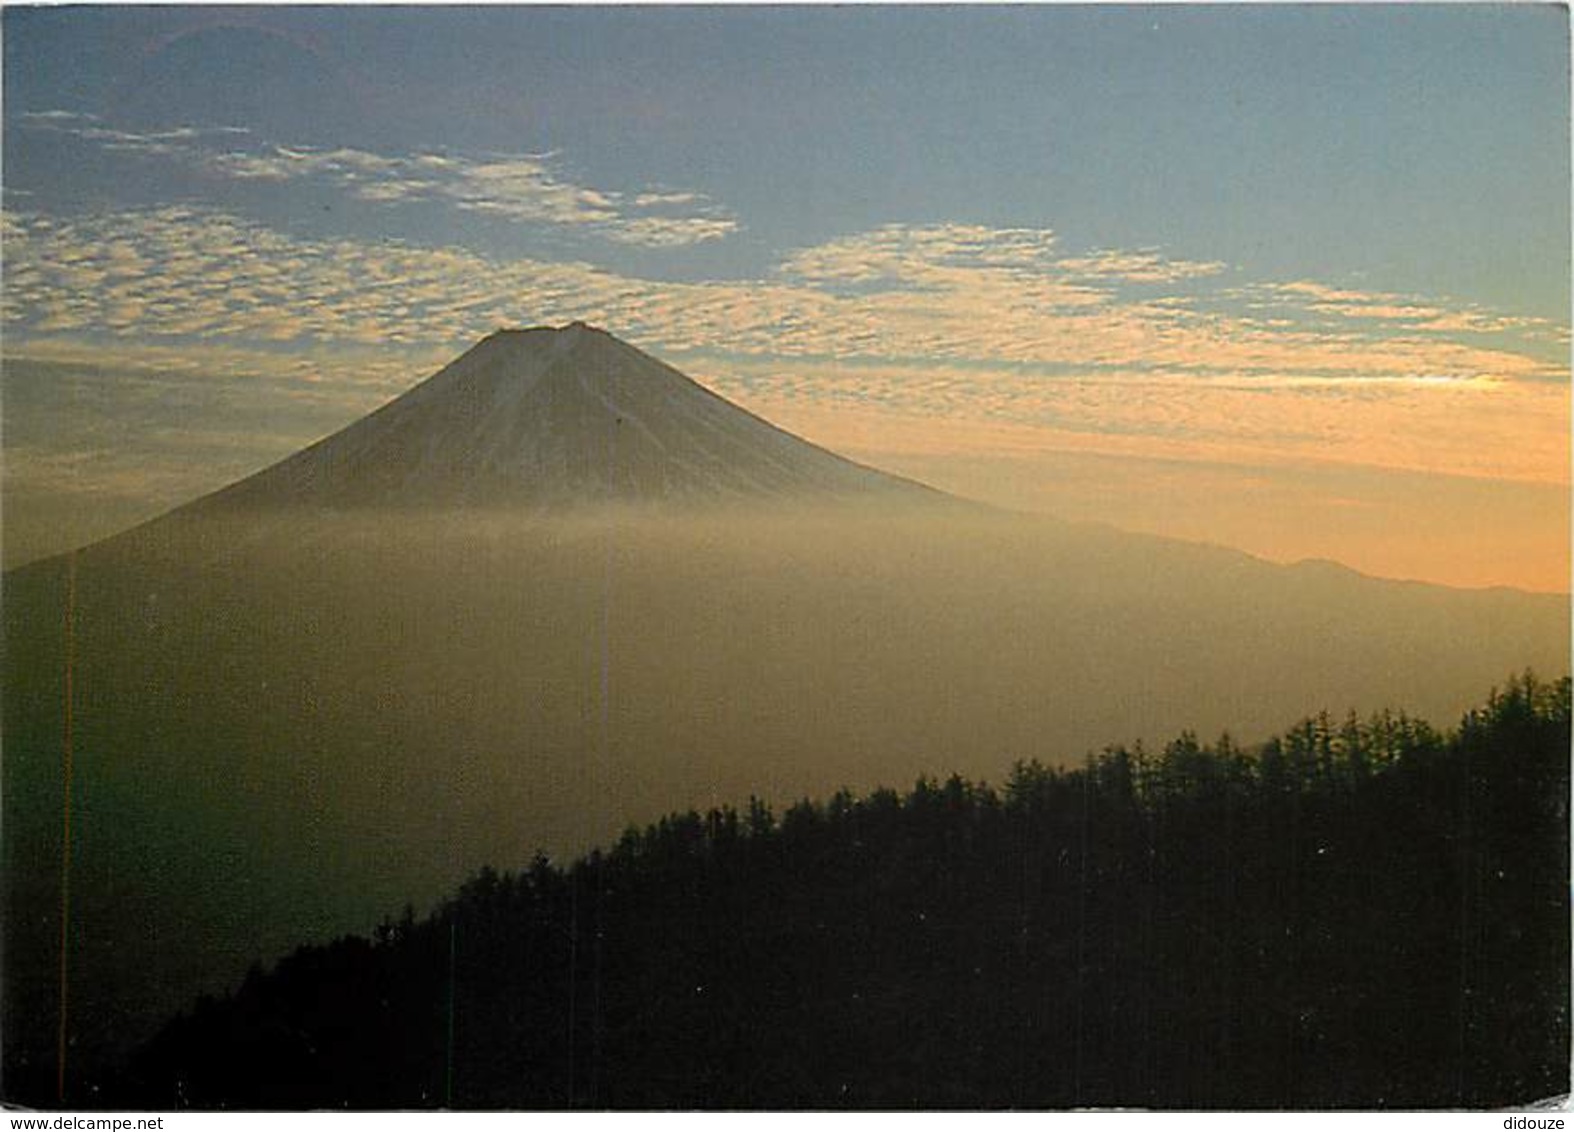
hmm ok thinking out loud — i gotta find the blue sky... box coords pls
[2,5,1569,588]
[7,5,1567,308]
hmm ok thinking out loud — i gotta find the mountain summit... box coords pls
[5,326,1567,1108]
[195,323,944,513]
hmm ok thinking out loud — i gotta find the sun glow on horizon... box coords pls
[2,5,1567,592]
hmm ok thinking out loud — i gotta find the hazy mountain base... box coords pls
[120,675,1571,1109]
[4,504,1568,1103]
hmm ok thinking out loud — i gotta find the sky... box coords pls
[2,4,1569,591]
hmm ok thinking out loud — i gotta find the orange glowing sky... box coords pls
[2,6,1567,592]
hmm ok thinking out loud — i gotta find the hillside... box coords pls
[4,328,1567,1106]
[114,676,1571,1109]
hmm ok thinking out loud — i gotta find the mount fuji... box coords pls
[182,322,944,516]
[3,325,1566,1106]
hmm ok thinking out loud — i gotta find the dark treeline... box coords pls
[117,674,1569,1109]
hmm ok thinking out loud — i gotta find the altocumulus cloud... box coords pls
[2,203,1566,488]
[16,113,739,249]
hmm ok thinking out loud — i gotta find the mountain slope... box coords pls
[184,322,944,514]
[2,327,1567,1107]
[116,677,1572,1109]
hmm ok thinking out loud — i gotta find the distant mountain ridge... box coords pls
[185,323,946,514]
[4,324,1567,1108]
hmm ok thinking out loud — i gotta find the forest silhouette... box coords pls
[115,674,1568,1110]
